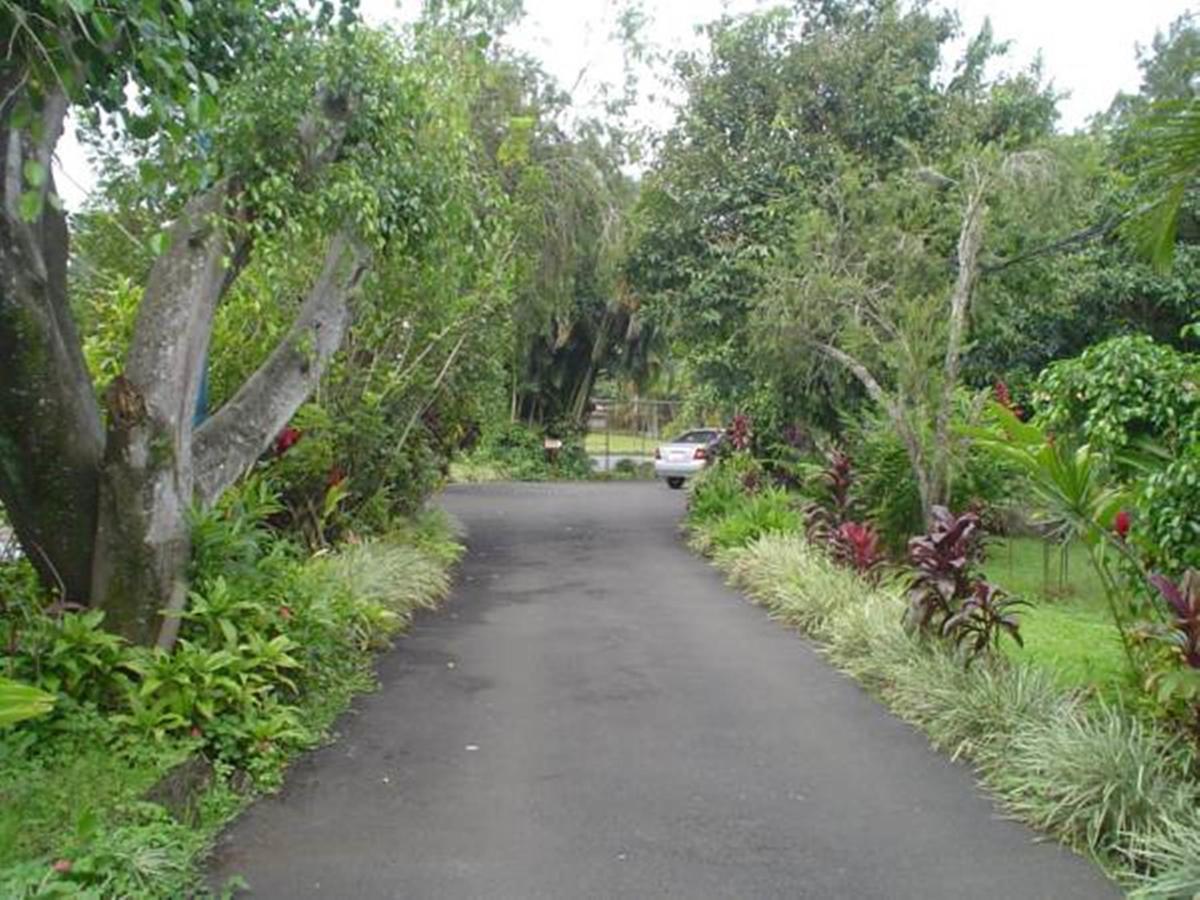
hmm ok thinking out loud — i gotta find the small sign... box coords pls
[543,438,563,450]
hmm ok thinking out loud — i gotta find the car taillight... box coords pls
[654,448,661,460]
[693,447,707,460]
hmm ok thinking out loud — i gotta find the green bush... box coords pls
[847,402,1018,551]
[457,422,592,481]
[1136,443,1200,573]
[1034,335,1200,464]
[686,463,747,524]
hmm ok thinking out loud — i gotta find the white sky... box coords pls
[54,0,1196,208]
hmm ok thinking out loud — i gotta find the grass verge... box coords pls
[983,538,1132,699]
[583,431,656,456]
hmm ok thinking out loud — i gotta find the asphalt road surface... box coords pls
[208,481,1117,899]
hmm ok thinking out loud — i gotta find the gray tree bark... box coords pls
[90,185,235,645]
[0,84,103,602]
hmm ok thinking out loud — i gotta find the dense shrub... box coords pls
[847,404,1014,551]
[455,422,591,481]
[1034,335,1200,464]
[687,461,751,524]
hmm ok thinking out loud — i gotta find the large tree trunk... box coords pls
[2,78,363,647]
[90,187,234,645]
[0,85,103,602]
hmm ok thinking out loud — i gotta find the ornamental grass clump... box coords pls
[1122,811,1200,899]
[720,533,863,639]
[983,706,1199,859]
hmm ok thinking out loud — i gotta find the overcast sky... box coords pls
[55,0,1196,208]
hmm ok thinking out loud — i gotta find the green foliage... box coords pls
[458,422,591,481]
[706,487,802,553]
[687,461,754,526]
[965,403,1127,545]
[848,402,1015,549]
[0,476,462,889]
[1034,335,1200,463]
[0,678,54,727]
[1137,443,1200,572]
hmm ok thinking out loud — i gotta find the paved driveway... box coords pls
[208,481,1116,899]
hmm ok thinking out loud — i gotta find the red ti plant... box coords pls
[1146,571,1200,734]
[804,449,855,544]
[904,506,983,633]
[830,521,886,583]
[904,506,1024,663]
[728,414,752,452]
[942,581,1028,665]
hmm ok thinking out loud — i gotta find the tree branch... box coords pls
[931,177,987,507]
[815,340,933,520]
[3,85,67,283]
[122,182,233,447]
[191,233,368,506]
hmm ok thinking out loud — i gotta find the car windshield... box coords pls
[672,430,718,444]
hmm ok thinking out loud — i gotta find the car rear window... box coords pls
[675,430,718,443]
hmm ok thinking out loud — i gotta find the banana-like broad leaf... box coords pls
[0,676,56,727]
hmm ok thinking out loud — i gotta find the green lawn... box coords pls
[982,537,1133,699]
[584,431,656,456]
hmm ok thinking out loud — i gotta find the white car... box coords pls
[654,428,723,489]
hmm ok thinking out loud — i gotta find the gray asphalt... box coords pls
[208,481,1117,899]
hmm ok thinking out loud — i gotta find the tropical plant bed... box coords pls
[689,524,1200,896]
[0,507,463,898]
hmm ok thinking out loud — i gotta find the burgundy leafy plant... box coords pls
[942,582,1028,665]
[1145,570,1200,736]
[904,506,1025,663]
[804,449,855,544]
[1148,571,1200,669]
[904,506,983,634]
[728,414,752,452]
[830,521,886,583]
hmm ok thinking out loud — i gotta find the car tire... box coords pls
[666,477,685,490]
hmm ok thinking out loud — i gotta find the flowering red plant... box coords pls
[1113,509,1132,541]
